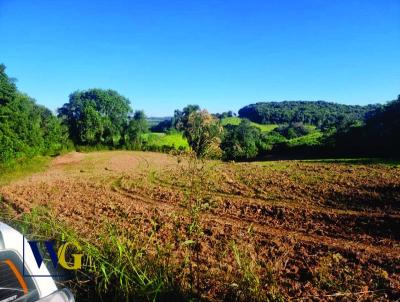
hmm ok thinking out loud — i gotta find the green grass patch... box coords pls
[142,132,189,150]
[0,156,51,186]
[286,130,323,147]
[221,117,278,132]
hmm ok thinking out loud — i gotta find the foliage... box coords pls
[0,64,17,105]
[259,131,287,149]
[58,89,132,146]
[221,117,278,132]
[285,131,323,147]
[1,62,399,163]
[221,120,323,160]
[238,101,380,128]
[173,104,200,131]
[330,95,400,157]
[221,119,263,160]
[184,110,223,158]
[0,156,51,186]
[274,122,312,139]
[123,110,149,149]
[0,64,68,164]
[213,110,235,119]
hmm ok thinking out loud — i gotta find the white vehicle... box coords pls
[0,222,75,302]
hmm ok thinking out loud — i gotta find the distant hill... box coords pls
[147,116,172,127]
[238,101,381,128]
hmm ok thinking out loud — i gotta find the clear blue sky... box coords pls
[0,0,399,116]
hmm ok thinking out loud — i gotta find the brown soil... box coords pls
[1,151,399,301]
[52,151,85,166]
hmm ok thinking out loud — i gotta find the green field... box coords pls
[141,120,321,151]
[221,117,278,132]
[141,132,189,149]
[283,124,323,147]
[286,131,323,147]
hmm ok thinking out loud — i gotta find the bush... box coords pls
[221,119,262,160]
[274,122,311,139]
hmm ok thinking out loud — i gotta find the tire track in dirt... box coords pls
[2,151,399,300]
[111,182,400,258]
[150,172,400,219]
[146,172,400,245]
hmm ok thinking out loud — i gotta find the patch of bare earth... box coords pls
[52,151,85,166]
[1,151,399,301]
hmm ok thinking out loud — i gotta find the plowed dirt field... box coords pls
[1,151,399,301]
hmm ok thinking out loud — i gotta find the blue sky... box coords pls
[0,0,399,116]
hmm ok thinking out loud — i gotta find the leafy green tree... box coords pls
[132,110,149,133]
[38,106,69,154]
[173,104,200,131]
[123,110,149,149]
[221,119,261,160]
[79,104,104,145]
[0,64,68,163]
[58,89,132,146]
[275,122,311,139]
[214,110,235,119]
[331,95,400,156]
[0,64,17,105]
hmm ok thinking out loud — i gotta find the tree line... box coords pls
[0,65,69,164]
[0,63,398,165]
[238,101,380,129]
[57,89,148,149]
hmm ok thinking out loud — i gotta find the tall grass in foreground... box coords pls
[0,153,209,301]
[1,206,185,301]
[0,152,285,301]
[0,156,52,186]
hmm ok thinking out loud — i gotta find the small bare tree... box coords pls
[184,110,223,158]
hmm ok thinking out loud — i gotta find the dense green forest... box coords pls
[330,96,400,157]
[0,65,68,165]
[0,64,399,165]
[238,101,380,129]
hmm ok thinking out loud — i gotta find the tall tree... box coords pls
[0,64,17,105]
[221,119,261,160]
[58,89,132,146]
[173,104,200,131]
[123,110,149,149]
[0,64,68,163]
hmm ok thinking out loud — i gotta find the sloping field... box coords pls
[142,132,189,149]
[221,117,278,132]
[1,151,399,301]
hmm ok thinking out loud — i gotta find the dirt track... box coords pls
[1,151,399,300]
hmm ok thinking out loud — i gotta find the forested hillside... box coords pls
[331,95,400,157]
[238,101,380,128]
